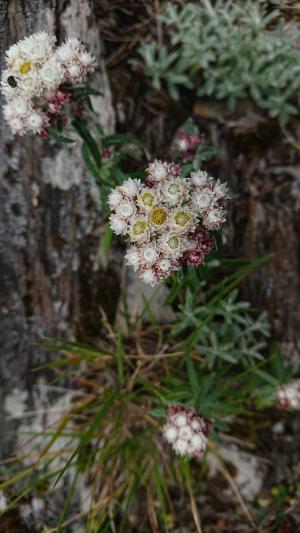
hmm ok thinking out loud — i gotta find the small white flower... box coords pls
[157,233,183,259]
[164,426,178,443]
[178,425,193,441]
[148,160,168,182]
[207,208,225,226]
[159,259,171,272]
[177,138,189,151]
[214,180,228,199]
[68,64,81,80]
[109,214,127,235]
[116,201,135,219]
[79,51,95,67]
[9,117,24,133]
[5,43,21,66]
[108,189,123,209]
[20,32,55,62]
[3,104,14,120]
[167,235,181,252]
[40,60,62,86]
[19,70,39,94]
[191,170,209,187]
[162,178,186,204]
[190,433,205,450]
[120,178,141,197]
[125,248,140,271]
[174,414,188,427]
[140,269,157,286]
[12,96,30,116]
[27,112,44,132]
[170,208,194,233]
[191,419,201,431]
[65,37,81,51]
[174,438,188,455]
[138,188,158,211]
[276,380,300,410]
[142,245,158,264]
[129,217,150,243]
[56,44,76,62]
[193,189,214,211]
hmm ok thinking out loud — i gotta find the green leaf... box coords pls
[149,408,167,418]
[101,225,113,257]
[81,143,99,181]
[186,358,199,396]
[48,127,75,144]
[72,118,101,167]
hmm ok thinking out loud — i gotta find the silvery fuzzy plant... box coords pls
[134,0,300,123]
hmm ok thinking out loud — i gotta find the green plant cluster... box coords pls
[173,287,270,368]
[0,254,290,531]
[135,0,300,123]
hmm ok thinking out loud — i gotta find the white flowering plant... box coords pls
[2,32,96,136]
[108,158,228,286]
[2,32,146,215]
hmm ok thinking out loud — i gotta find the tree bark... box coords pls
[195,101,300,367]
[0,0,118,454]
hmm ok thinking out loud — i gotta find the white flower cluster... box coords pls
[276,380,300,410]
[163,405,211,458]
[2,32,95,135]
[108,160,228,286]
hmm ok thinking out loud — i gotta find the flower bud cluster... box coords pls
[108,160,228,285]
[174,131,203,159]
[2,32,95,135]
[163,405,211,458]
[276,380,300,410]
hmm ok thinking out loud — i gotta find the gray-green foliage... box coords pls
[173,288,270,368]
[135,0,300,123]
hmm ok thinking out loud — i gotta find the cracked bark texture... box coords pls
[0,0,119,455]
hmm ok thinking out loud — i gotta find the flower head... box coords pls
[163,405,211,458]
[174,131,202,160]
[162,178,188,205]
[120,178,141,197]
[109,161,228,285]
[147,160,168,182]
[276,380,300,410]
[138,187,159,211]
[109,214,127,235]
[129,217,150,243]
[20,32,55,62]
[2,32,95,136]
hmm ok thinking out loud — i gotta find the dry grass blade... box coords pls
[209,449,257,531]
[147,486,160,532]
[190,492,202,533]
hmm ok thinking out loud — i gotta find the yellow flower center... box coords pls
[175,210,191,227]
[149,207,168,226]
[140,192,155,207]
[20,61,32,75]
[133,220,147,235]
